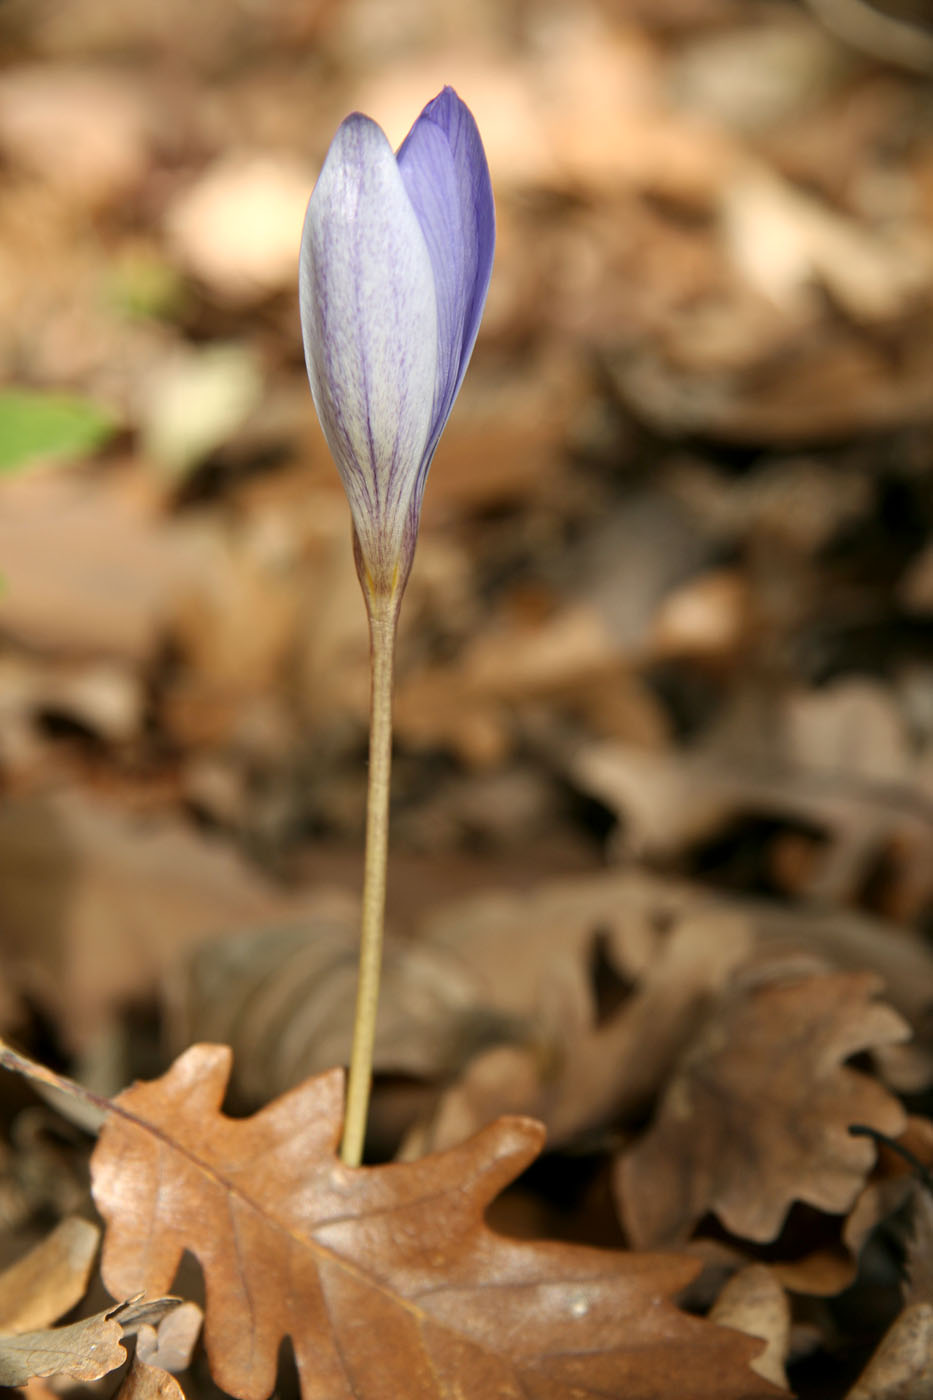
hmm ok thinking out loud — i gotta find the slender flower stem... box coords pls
[341,598,397,1166]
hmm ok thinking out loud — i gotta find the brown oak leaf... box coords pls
[91,1044,779,1400]
[616,966,909,1248]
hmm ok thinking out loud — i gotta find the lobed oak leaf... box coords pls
[91,1043,779,1400]
[617,967,909,1248]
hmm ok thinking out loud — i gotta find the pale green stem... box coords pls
[341,598,397,1166]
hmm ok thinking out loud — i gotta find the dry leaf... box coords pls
[394,602,623,765]
[91,1044,780,1400]
[169,914,506,1107]
[172,868,933,1150]
[723,163,933,323]
[0,466,196,661]
[768,1246,855,1300]
[746,899,933,1041]
[0,790,344,1053]
[405,907,753,1155]
[845,1183,933,1397]
[569,733,933,886]
[845,1302,933,1400]
[0,1217,99,1334]
[845,1117,933,1268]
[0,1309,127,1386]
[402,868,933,1156]
[0,1294,186,1389]
[709,1265,790,1390]
[419,873,679,1023]
[608,307,933,443]
[425,868,933,1057]
[116,1355,187,1400]
[566,675,933,921]
[650,566,752,661]
[177,874,753,1151]
[617,967,909,1247]
[135,1300,202,1373]
[115,1298,187,1335]
[0,1294,177,1389]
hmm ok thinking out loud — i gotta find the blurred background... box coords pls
[0,0,931,1168]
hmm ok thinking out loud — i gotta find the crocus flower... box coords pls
[299,87,494,608]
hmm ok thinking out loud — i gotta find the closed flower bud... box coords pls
[299,87,494,608]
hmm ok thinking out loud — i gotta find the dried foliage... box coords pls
[90,1043,777,1400]
[617,965,909,1247]
[843,1189,933,1399]
[0,1308,129,1386]
[403,899,753,1156]
[0,0,932,1395]
[117,1355,188,1400]
[0,1242,182,1390]
[0,1216,98,1333]
[709,1265,791,1391]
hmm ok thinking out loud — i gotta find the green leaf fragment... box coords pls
[0,390,118,474]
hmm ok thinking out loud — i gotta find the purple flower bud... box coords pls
[299,88,494,607]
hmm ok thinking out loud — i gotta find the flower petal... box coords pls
[299,113,438,593]
[397,87,495,465]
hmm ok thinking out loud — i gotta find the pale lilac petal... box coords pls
[397,119,465,445]
[299,114,438,594]
[397,86,495,464]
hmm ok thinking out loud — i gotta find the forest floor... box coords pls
[0,1,932,1397]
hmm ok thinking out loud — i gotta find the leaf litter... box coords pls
[0,0,932,1395]
[616,962,909,1248]
[0,1217,184,1389]
[87,1043,778,1400]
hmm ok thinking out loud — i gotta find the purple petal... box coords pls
[397,87,495,467]
[299,114,438,597]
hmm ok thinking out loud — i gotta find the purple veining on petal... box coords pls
[299,90,493,602]
[299,113,439,593]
